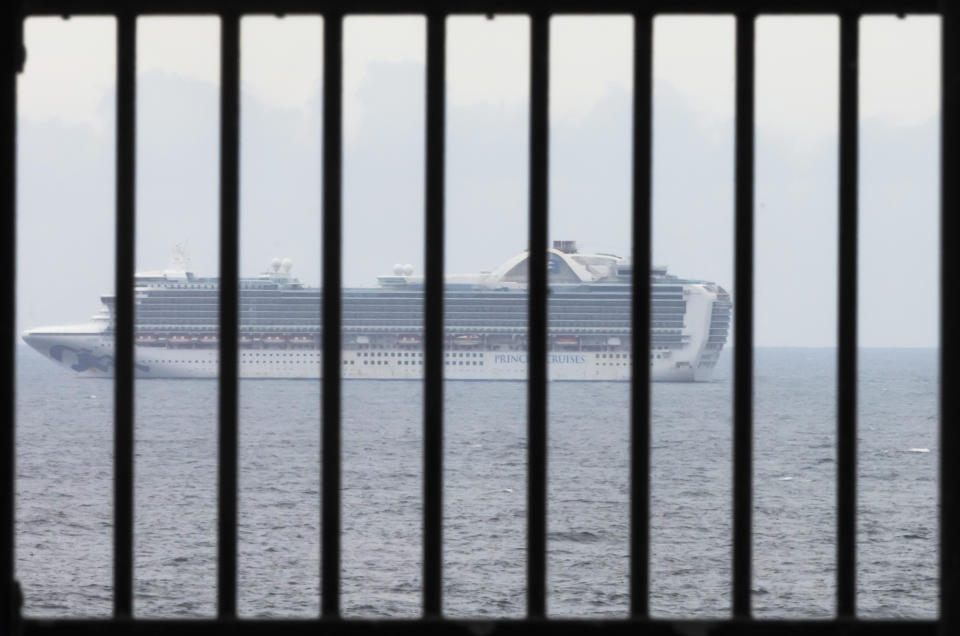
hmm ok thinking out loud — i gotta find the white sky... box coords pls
[18,15,940,132]
[15,14,942,347]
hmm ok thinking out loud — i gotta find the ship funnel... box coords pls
[553,240,578,254]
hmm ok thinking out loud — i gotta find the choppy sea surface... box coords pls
[15,347,938,618]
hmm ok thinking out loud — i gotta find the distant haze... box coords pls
[16,15,940,347]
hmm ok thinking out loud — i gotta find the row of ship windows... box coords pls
[137,314,655,321]
[136,312,687,321]
[357,360,484,366]
[136,306,685,316]
[595,361,669,367]
[140,353,673,364]
[137,319,644,327]
[139,297,688,305]
[140,292,689,301]
[137,306,688,314]
[357,351,484,358]
[148,286,689,292]
[143,353,319,362]
[143,359,319,364]
[358,351,424,357]
[140,358,669,366]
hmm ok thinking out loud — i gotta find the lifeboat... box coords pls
[555,336,579,346]
[398,335,421,345]
[169,334,191,347]
[200,335,218,343]
[454,334,482,346]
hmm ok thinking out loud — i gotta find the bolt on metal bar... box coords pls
[321,12,343,620]
[0,6,20,634]
[217,11,240,619]
[630,11,653,619]
[423,12,446,619]
[113,11,136,619]
[733,12,755,620]
[942,6,960,635]
[837,12,858,619]
[527,11,549,620]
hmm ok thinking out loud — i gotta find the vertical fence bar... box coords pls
[630,11,653,619]
[321,12,343,620]
[528,12,549,619]
[114,12,136,620]
[217,11,240,619]
[837,12,858,619]
[0,6,20,633]
[943,4,960,635]
[423,12,445,619]
[732,12,755,620]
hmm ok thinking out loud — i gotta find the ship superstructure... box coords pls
[23,242,731,381]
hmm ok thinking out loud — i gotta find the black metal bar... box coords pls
[321,12,343,620]
[630,11,652,619]
[16,0,945,17]
[527,11,548,620]
[837,12,858,620]
[732,12,754,620]
[942,6,960,636]
[17,617,946,636]
[423,11,445,619]
[0,5,21,634]
[217,11,240,620]
[113,11,136,620]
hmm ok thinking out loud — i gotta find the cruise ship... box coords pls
[22,242,731,382]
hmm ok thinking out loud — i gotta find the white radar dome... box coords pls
[282,258,293,273]
[403,264,414,276]
[393,264,404,275]
[271,258,281,272]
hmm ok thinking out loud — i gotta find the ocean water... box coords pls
[14,346,938,619]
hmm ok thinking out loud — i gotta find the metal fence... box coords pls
[0,1,953,634]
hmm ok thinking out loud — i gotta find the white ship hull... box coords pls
[21,333,718,382]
